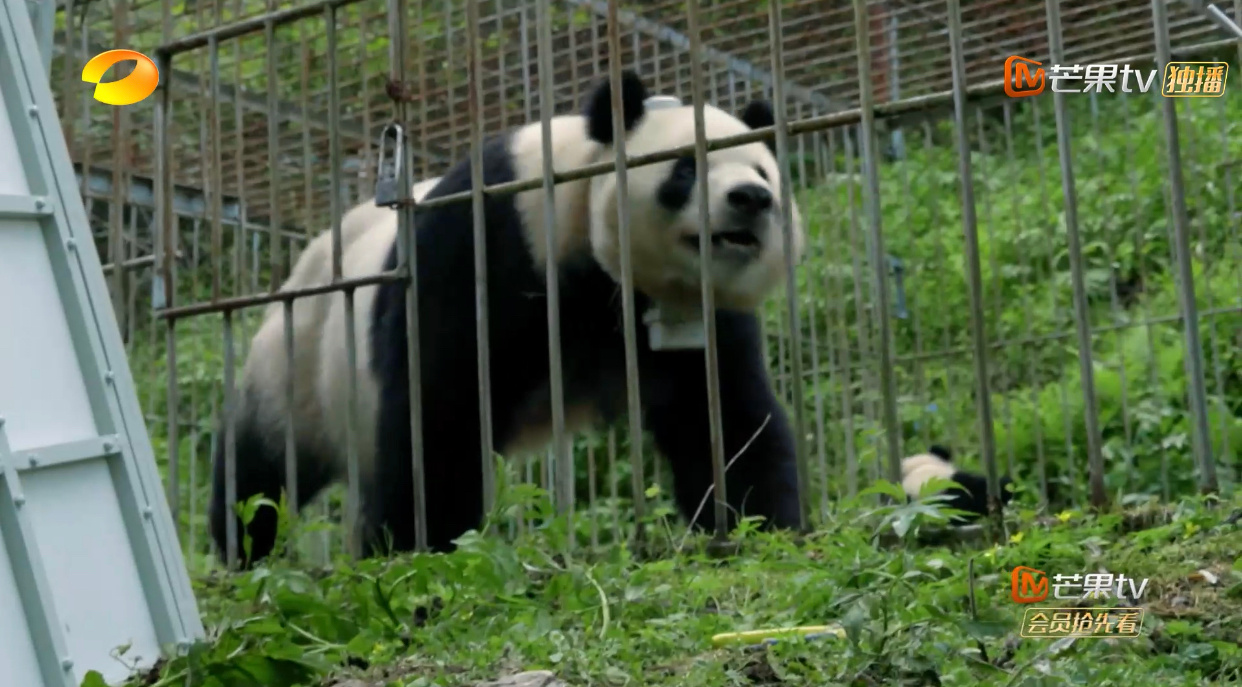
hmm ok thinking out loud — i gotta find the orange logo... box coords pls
[1011,566,1049,603]
[1004,56,1045,98]
[81,49,159,106]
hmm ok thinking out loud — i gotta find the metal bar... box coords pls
[852,0,903,486]
[464,0,496,526]
[12,436,121,473]
[536,0,571,526]
[209,36,223,304]
[1046,0,1107,509]
[606,0,647,550]
[157,271,406,320]
[769,0,810,529]
[685,0,729,540]
[222,310,238,567]
[391,0,428,553]
[267,19,282,292]
[946,0,1002,512]
[827,130,859,497]
[563,0,833,110]
[1152,0,1219,495]
[154,45,179,528]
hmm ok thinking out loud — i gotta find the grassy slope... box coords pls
[105,494,1241,687]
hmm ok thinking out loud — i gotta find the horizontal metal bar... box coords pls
[76,164,244,224]
[0,193,53,218]
[389,35,1237,215]
[12,436,121,473]
[155,268,407,320]
[776,303,1242,383]
[155,0,365,58]
[564,0,835,111]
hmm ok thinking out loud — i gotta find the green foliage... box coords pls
[103,491,1242,686]
[763,87,1241,505]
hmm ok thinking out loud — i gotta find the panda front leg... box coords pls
[367,368,488,557]
[639,308,802,535]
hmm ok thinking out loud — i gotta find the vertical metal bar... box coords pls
[828,130,859,497]
[1151,0,1218,495]
[466,0,497,525]
[608,429,619,542]
[685,0,729,539]
[605,0,647,549]
[222,310,238,567]
[267,19,283,293]
[769,0,810,528]
[325,4,362,558]
[1004,102,1049,505]
[109,0,129,330]
[976,107,1014,478]
[1087,93,1136,489]
[797,104,829,519]
[946,0,1001,509]
[1045,0,1107,508]
[391,0,428,553]
[535,0,571,528]
[888,9,903,159]
[155,46,179,530]
[848,1,903,485]
[209,36,223,304]
[189,220,202,559]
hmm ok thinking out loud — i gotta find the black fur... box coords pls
[906,446,1013,523]
[738,101,776,154]
[210,72,800,566]
[583,69,649,144]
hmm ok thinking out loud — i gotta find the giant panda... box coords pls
[901,445,1014,523]
[211,68,807,566]
[208,175,441,563]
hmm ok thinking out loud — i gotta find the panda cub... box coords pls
[211,68,807,566]
[901,445,1013,523]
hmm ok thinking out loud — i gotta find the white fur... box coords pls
[589,104,806,312]
[505,104,806,313]
[900,452,956,498]
[239,177,441,482]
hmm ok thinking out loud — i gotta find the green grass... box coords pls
[101,491,1242,687]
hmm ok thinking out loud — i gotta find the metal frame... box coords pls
[0,1,203,684]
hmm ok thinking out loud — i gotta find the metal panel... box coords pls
[0,1,205,686]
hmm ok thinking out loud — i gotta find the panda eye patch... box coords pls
[755,166,769,182]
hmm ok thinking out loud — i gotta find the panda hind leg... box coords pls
[208,387,337,568]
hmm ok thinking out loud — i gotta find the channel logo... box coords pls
[82,49,159,106]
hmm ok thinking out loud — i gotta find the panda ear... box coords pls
[583,69,649,144]
[928,444,953,462]
[739,100,776,153]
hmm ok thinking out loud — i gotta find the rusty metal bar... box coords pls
[465,0,498,526]
[536,0,572,527]
[946,0,1002,512]
[768,0,810,528]
[1151,0,1219,495]
[155,43,179,528]
[606,0,647,550]
[684,0,729,540]
[1045,0,1108,509]
[851,0,903,487]
[390,0,429,552]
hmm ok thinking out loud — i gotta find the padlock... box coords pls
[375,122,405,207]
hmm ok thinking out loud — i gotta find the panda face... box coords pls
[587,103,806,313]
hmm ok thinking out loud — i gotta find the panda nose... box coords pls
[726,184,773,215]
